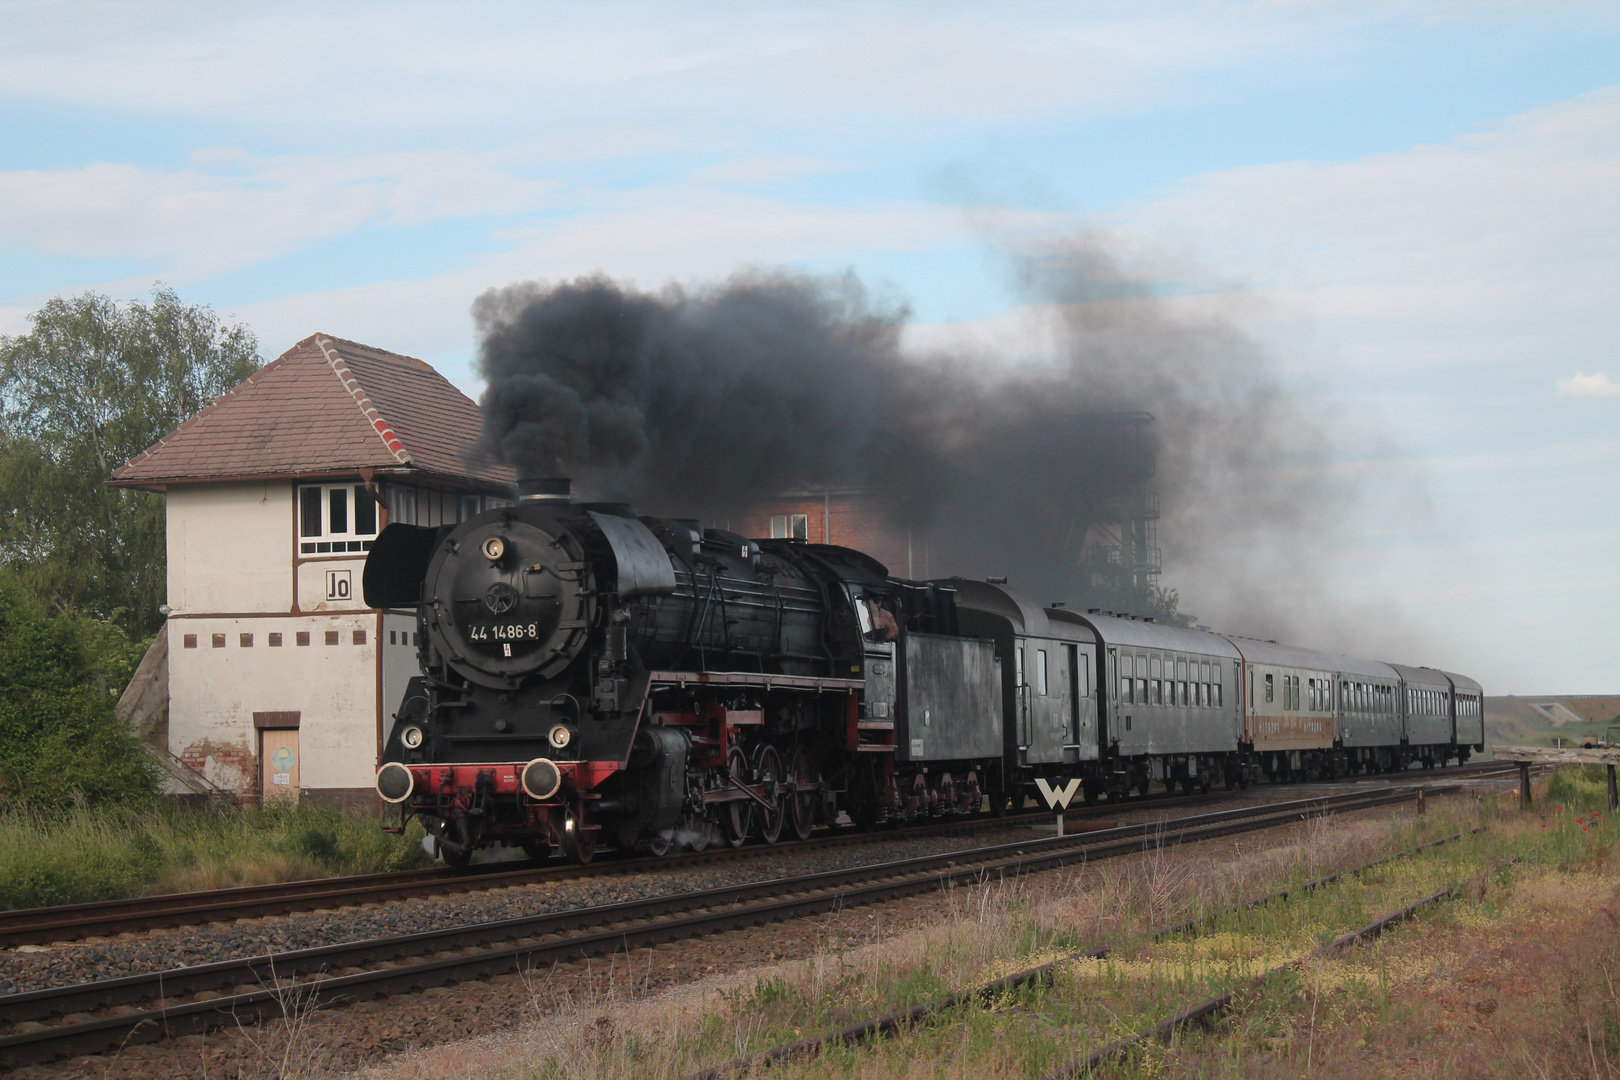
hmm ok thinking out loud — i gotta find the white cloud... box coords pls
[1557,371,1620,397]
[0,149,555,275]
[0,2,1344,131]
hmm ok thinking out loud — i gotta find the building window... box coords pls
[299,483,379,554]
[183,634,198,649]
[769,514,810,540]
[239,633,253,648]
[387,485,417,526]
[211,633,226,648]
[296,632,311,646]
[353,630,366,645]
[269,633,283,647]
[325,630,340,645]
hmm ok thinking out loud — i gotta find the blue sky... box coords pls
[2,1,1617,694]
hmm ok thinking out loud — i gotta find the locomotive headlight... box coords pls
[521,758,562,800]
[400,725,424,749]
[481,536,506,561]
[548,724,573,750]
[376,762,414,803]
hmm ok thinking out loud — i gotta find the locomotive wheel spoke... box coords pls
[753,744,784,844]
[787,745,817,841]
[720,744,753,848]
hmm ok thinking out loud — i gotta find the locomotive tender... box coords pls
[365,479,1485,864]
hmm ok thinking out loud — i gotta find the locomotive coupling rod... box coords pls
[701,779,779,811]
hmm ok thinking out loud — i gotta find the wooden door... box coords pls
[260,728,300,805]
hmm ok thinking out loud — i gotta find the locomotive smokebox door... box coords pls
[896,632,1003,762]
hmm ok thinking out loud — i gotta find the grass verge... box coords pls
[0,801,431,909]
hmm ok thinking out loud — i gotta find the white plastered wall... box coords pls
[166,483,292,615]
[167,616,383,793]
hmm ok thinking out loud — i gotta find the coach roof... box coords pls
[1222,637,1338,670]
[1073,611,1241,660]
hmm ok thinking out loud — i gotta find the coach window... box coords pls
[1136,657,1147,706]
[1121,656,1134,704]
[299,484,379,554]
[1036,649,1048,696]
[1264,672,1274,704]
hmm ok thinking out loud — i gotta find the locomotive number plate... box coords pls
[469,623,541,642]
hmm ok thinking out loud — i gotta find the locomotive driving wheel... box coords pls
[787,745,817,841]
[753,744,785,844]
[719,743,755,848]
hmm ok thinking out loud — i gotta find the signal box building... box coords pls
[111,334,513,807]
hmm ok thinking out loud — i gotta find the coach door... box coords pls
[1068,643,1099,761]
[1020,638,1070,764]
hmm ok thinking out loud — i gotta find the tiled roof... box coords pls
[111,334,514,489]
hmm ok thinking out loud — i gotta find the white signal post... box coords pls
[1034,777,1083,836]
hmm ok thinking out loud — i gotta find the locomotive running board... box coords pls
[649,670,864,692]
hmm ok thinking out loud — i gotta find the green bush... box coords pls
[0,570,157,808]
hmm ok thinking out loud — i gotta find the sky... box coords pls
[1,1,1616,695]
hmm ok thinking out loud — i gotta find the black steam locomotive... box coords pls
[366,479,1484,864]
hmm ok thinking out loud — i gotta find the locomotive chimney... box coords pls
[517,477,572,502]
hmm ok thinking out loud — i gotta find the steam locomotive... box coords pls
[365,478,1484,865]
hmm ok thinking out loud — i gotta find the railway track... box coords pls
[0,783,1459,1067]
[0,759,1525,949]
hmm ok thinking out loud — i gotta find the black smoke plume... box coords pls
[473,240,1363,638]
